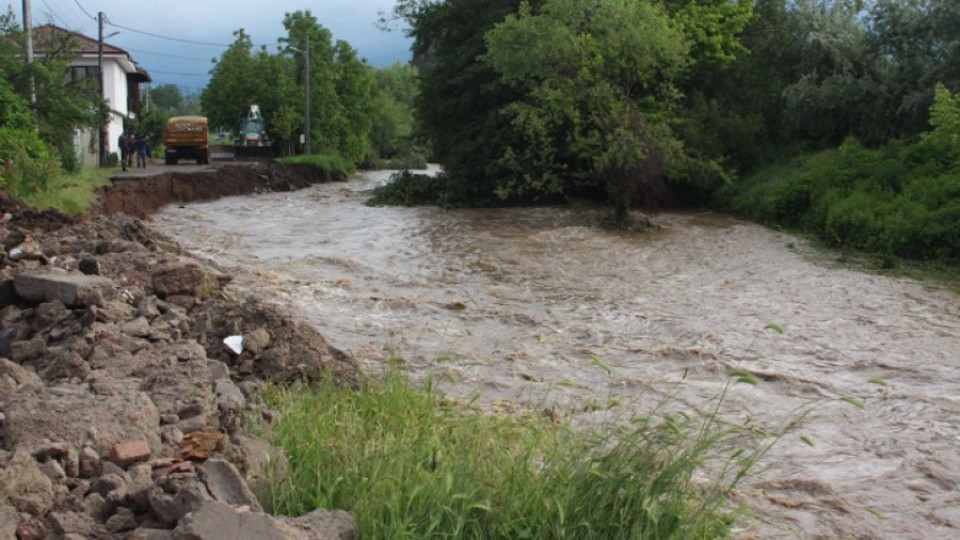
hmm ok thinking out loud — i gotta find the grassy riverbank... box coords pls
[259,373,763,539]
[6,165,115,215]
[276,153,354,181]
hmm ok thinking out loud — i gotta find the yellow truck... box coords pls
[163,116,209,165]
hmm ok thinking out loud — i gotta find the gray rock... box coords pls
[148,481,212,526]
[198,459,261,511]
[243,328,271,355]
[2,388,160,457]
[138,296,161,319]
[90,474,126,496]
[14,271,114,307]
[152,262,218,299]
[0,451,54,516]
[161,425,184,446]
[0,358,42,392]
[9,338,44,363]
[172,501,301,540]
[215,379,246,413]
[106,506,138,533]
[0,505,19,540]
[41,351,90,381]
[64,447,80,478]
[79,447,100,478]
[281,509,358,540]
[228,433,287,497]
[207,360,230,381]
[121,316,153,338]
[34,300,69,328]
[127,528,175,540]
[38,460,66,482]
[48,511,97,537]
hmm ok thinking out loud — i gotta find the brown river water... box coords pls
[154,169,960,538]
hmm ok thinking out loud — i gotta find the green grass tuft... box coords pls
[259,373,764,539]
[18,165,114,215]
[277,153,354,181]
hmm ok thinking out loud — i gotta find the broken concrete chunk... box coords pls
[172,501,298,540]
[14,271,114,307]
[198,459,261,511]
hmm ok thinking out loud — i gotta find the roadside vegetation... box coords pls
[276,153,354,181]
[200,13,422,169]
[719,84,960,263]
[259,371,767,539]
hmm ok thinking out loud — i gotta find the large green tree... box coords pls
[0,8,103,171]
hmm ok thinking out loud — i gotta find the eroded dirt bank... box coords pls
[93,161,335,219]
[0,165,359,539]
[154,170,960,539]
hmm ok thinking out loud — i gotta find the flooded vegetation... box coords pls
[155,170,960,537]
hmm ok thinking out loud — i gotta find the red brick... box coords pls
[109,440,151,467]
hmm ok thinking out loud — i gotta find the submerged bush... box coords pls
[259,373,764,539]
[366,170,451,207]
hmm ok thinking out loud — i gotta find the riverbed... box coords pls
[154,169,960,538]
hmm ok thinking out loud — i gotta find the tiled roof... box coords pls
[34,24,129,56]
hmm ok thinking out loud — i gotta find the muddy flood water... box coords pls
[154,169,960,538]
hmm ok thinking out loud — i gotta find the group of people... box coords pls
[118,132,151,171]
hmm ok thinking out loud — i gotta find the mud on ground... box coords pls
[0,164,359,539]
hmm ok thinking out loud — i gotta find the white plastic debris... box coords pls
[223,335,244,355]
[9,246,22,257]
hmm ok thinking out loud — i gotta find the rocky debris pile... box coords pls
[0,191,360,539]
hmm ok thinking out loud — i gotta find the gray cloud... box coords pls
[6,0,411,91]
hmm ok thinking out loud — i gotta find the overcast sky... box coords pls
[4,0,412,93]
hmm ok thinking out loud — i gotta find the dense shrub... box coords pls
[718,85,960,262]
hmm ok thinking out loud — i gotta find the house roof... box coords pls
[33,24,150,81]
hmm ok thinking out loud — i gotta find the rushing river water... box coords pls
[155,169,960,538]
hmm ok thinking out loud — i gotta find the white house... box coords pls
[35,24,151,166]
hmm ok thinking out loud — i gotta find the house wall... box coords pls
[72,56,132,165]
[103,57,130,157]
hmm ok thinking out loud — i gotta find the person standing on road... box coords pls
[135,134,147,169]
[118,131,129,171]
[127,133,136,169]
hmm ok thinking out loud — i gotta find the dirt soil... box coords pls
[0,163,359,539]
[94,161,336,219]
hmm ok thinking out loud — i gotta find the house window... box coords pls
[67,66,100,83]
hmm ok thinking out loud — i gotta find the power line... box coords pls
[104,18,233,48]
[38,0,75,29]
[103,16,273,49]
[148,69,211,77]
[71,0,96,21]
[123,46,215,62]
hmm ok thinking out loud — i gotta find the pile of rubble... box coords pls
[0,192,360,539]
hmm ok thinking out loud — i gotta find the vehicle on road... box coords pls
[234,105,273,160]
[164,116,209,165]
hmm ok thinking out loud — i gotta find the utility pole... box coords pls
[304,36,311,155]
[98,11,106,166]
[22,0,36,115]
